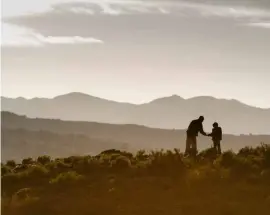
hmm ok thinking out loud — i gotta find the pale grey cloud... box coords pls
[36,35,104,45]
[1,23,104,47]
[4,0,270,34]
[68,7,95,15]
[48,1,270,19]
[3,0,270,18]
[247,22,270,29]
[3,0,270,49]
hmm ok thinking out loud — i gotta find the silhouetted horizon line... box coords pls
[1,91,269,110]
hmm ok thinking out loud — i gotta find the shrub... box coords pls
[20,165,49,178]
[219,150,236,168]
[99,149,133,159]
[135,150,149,161]
[238,146,259,156]
[99,155,112,168]
[68,156,95,174]
[37,155,51,165]
[230,156,255,177]
[111,156,131,169]
[6,160,16,168]
[99,149,122,155]
[1,165,12,176]
[45,161,72,173]
[49,171,84,185]
[13,164,28,173]
[63,156,84,164]
[135,160,151,169]
[22,158,34,165]
[262,144,270,168]
[149,150,185,175]
[198,147,217,161]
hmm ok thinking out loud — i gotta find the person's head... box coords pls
[213,122,218,128]
[198,116,204,122]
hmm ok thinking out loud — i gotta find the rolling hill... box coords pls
[1,112,270,161]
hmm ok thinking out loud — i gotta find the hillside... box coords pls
[2,112,270,161]
[1,128,129,162]
[2,92,270,134]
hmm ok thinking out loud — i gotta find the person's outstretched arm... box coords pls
[199,123,207,136]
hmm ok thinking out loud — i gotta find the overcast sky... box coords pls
[1,0,270,108]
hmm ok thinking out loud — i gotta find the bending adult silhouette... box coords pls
[185,116,207,156]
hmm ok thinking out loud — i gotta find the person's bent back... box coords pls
[185,116,207,156]
[187,116,207,137]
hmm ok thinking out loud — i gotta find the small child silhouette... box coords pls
[208,122,222,154]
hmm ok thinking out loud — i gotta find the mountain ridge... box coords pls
[2,92,268,109]
[2,92,270,134]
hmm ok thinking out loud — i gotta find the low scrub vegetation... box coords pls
[1,144,270,215]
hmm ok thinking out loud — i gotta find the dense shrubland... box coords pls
[1,144,270,215]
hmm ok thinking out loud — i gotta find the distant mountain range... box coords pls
[2,92,270,134]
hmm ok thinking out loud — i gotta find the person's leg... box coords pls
[217,141,221,154]
[213,141,218,154]
[191,137,197,157]
[185,136,191,155]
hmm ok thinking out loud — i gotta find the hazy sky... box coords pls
[1,0,270,108]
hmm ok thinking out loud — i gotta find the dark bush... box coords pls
[149,150,186,175]
[219,150,236,168]
[6,160,16,168]
[22,158,34,165]
[228,156,257,178]
[99,149,122,155]
[111,156,131,169]
[22,165,49,178]
[198,147,217,160]
[45,161,72,173]
[1,166,12,176]
[49,171,84,185]
[99,149,133,159]
[135,150,149,161]
[37,155,51,165]
[238,146,259,156]
[13,164,28,173]
[262,144,270,168]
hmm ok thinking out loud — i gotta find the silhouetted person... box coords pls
[185,116,207,156]
[208,122,222,154]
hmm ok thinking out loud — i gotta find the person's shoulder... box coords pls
[190,119,197,124]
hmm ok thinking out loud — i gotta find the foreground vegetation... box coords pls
[2,144,270,215]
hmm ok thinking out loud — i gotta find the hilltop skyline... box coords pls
[2,91,269,109]
[2,92,270,134]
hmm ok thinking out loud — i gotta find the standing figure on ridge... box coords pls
[185,116,207,157]
[208,122,223,154]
